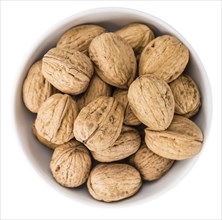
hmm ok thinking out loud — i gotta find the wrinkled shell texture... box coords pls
[128,74,175,131]
[170,74,201,117]
[57,24,106,54]
[113,89,141,126]
[23,60,53,113]
[35,94,79,144]
[77,74,112,109]
[50,141,92,187]
[89,33,137,88]
[145,115,203,160]
[130,144,174,181]
[74,96,124,151]
[42,48,94,95]
[139,35,189,83]
[91,126,141,162]
[115,23,155,58]
[87,164,142,202]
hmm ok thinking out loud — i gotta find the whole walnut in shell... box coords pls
[35,94,79,144]
[115,23,155,59]
[42,48,94,95]
[169,74,201,117]
[87,163,142,202]
[129,144,174,181]
[50,140,92,187]
[74,96,124,151]
[145,115,203,160]
[89,33,137,88]
[77,74,112,109]
[57,24,106,55]
[113,89,141,126]
[139,35,189,83]
[23,60,53,113]
[91,125,141,162]
[128,74,175,131]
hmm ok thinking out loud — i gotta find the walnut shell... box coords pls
[42,48,94,95]
[35,94,79,144]
[129,144,174,181]
[128,74,175,131]
[115,23,155,59]
[50,140,92,187]
[77,74,112,109]
[87,163,142,202]
[113,89,141,126]
[89,33,137,88]
[23,60,53,113]
[145,115,203,160]
[91,126,141,162]
[139,35,189,83]
[56,24,106,55]
[169,74,201,117]
[74,96,124,151]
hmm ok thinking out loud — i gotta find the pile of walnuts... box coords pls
[23,23,203,202]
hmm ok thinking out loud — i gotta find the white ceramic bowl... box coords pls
[15,7,212,205]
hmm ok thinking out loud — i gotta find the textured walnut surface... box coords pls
[42,48,94,95]
[91,125,141,162]
[57,24,106,55]
[74,96,124,151]
[89,33,137,88]
[145,115,203,160]
[128,74,175,131]
[87,163,142,202]
[139,35,189,82]
[50,140,92,187]
[35,94,79,144]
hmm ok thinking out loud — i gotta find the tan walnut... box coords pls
[74,96,124,151]
[169,74,201,117]
[87,163,142,202]
[77,74,112,109]
[56,24,106,55]
[35,93,79,144]
[113,89,141,126]
[42,48,94,95]
[23,60,53,113]
[128,74,175,131]
[145,115,203,160]
[89,33,137,88]
[50,140,92,187]
[129,144,174,181]
[139,35,189,83]
[115,23,155,59]
[91,126,141,162]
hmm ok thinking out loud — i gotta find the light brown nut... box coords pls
[35,93,79,145]
[87,163,142,202]
[56,24,106,55]
[113,89,141,126]
[91,126,141,162]
[145,115,203,160]
[23,60,53,113]
[89,33,137,88]
[77,74,112,109]
[74,96,124,151]
[128,74,175,131]
[129,144,174,181]
[169,74,201,117]
[42,48,94,95]
[139,35,189,83]
[115,23,155,59]
[50,141,92,187]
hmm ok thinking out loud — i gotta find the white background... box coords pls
[1,1,221,220]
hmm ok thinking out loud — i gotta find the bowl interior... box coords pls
[15,8,212,205]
